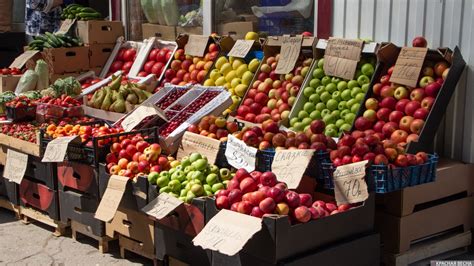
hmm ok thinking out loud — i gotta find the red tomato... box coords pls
[155,50,167,63]
[123,48,136,62]
[116,48,127,61]
[151,62,164,75]
[143,60,156,73]
[122,61,133,73]
[110,60,124,72]
[137,71,148,77]
[148,48,160,61]
[90,78,102,84]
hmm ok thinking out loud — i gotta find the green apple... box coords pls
[338,101,347,111]
[355,92,366,103]
[212,183,225,193]
[206,173,219,185]
[331,77,341,84]
[310,78,321,88]
[325,128,338,137]
[168,180,182,193]
[159,186,171,193]
[180,157,191,167]
[323,113,336,125]
[191,171,205,183]
[184,165,195,174]
[326,123,338,131]
[317,59,324,68]
[290,117,299,126]
[219,168,231,180]
[180,189,189,197]
[341,89,352,101]
[147,172,159,184]
[321,109,331,118]
[189,153,202,163]
[190,184,204,196]
[347,80,359,90]
[340,109,351,118]
[339,123,352,133]
[312,68,324,79]
[186,191,196,203]
[315,102,326,111]
[346,98,357,108]
[293,122,304,131]
[337,81,348,91]
[331,110,340,118]
[332,91,341,101]
[298,110,309,119]
[361,83,369,93]
[301,117,312,127]
[209,165,219,174]
[321,76,332,86]
[203,184,212,192]
[344,113,356,124]
[326,99,338,111]
[303,87,315,98]
[350,103,361,113]
[310,110,322,120]
[309,94,320,104]
[315,85,326,95]
[350,87,362,98]
[357,75,370,86]
[304,125,310,132]
[304,102,315,113]
[156,175,170,187]
[320,92,331,103]
[335,119,345,128]
[171,170,185,182]
[325,83,337,93]
[361,63,374,77]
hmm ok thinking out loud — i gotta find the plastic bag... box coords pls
[15,70,38,95]
[35,59,49,91]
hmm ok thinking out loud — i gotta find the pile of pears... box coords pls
[87,75,153,113]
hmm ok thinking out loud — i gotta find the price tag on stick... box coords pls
[121,105,167,132]
[333,160,369,205]
[323,38,364,80]
[225,135,257,172]
[193,209,262,256]
[227,40,254,58]
[271,149,314,189]
[142,193,183,220]
[275,35,303,74]
[185,35,209,57]
[3,149,28,184]
[94,175,129,222]
[177,132,221,164]
[42,136,80,162]
[389,47,428,87]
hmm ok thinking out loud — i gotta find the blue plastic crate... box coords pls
[320,154,439,193]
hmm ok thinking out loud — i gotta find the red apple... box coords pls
[399,116,414,131]
[413,108,429,120]
[421,96,435,110]
[410,119,425,134]
[404,101,421,116]
[412,36,427,47]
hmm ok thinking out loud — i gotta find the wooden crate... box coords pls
[19,206,69,237]
[71,220,115,253]
[119,235,160,266]
[383,230,471,266]
[0,197,20,218]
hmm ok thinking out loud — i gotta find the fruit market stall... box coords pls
[0,6,472,264]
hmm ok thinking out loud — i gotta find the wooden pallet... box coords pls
[383,230,472,266]
[0,198,20,219]
[119,234,160,266]
[19,206,69,237]
[71,220,115,253]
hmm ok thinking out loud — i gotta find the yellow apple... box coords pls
[234,84,248,97]
[241,71,254,85]
[248,58,260,73]
[203,79,215,86]
[245,31,259,41]
[235,64,248,78]
[215,56,228,70]
[220,63,232,76]
[232,59,245,70]
[209,69,221,81]
[231,78,242,88]
[215,76,226,86]
[225,70,237,82]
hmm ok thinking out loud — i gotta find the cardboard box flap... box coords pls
[94,175,129,222]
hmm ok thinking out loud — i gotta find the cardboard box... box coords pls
[106,206,155,255]
[59,190,105,236]
[376,159,474,216]
[205,193,375,264]
[88,43,115,68]
[0,177,19,205]
[217,21,257,40]
[176,26,203,35]
[0,74,21,93]
[142,23,177,41]
[57,162,99,198]
[42,46,89,74]
[211,233,380,266]
[76,20,124,44]
[19,177,59,220]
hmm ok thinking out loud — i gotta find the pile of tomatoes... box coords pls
[1,67,22,75]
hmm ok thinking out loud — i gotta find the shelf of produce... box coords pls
[0,133,41,162]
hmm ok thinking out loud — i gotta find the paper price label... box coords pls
[225,135,257,172]
[142,193,183,220]
[94,175,129,222]
[227,40,254,58]
[185,35,209,57]
[56,19,76,34]
[275,35,303,74]
[42,136,80,162]
[193,209,262,256]
[3,149,28,184]
[333,160,369,205]
[271,149,314,189]
[324,38,364,80]
[177,131,221,164]
[121,105,165,132]
[390,47,428,87]
[9,50,39,69]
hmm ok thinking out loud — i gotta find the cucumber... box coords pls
[78,12,101,18]
[29,40,44,46]
[79,7,97,13]
[43,42,53,49]
[45,32,61,47]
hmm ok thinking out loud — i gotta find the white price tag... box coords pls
[3,149,28,184]
[141,193,183,220]
[225,135,257,172]
[42,136,80,162]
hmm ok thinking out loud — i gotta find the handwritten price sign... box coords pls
[177,131,221,164]
[3,149,28,184]
[333,160,369,205]
[323,38,364,80]
[193,209,262,256]
[42,136,80,162]
[271,149,314,189]
[227,40,254,58]
[141,193,183,220]
[225,135,257,172]
[275,35,303,74]
[390,47,428,87]
[185,35,209,57]
[94,175,129,222]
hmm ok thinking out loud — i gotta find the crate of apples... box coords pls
[187,115,239,142]
[134,40,177,79]
[102,41,144,77]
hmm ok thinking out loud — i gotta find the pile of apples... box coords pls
[154,43,219,92]
[203,56,261,114]
[187,115,239,141]
[289,58,376,137]
[330,130,429,167]
[105,136,171,179]
[108,47,137,76]
[215,168,355,223]
[149,152,231,203]
[235,54,313,124]
[137,46,174,77]
[235,119,335,152]
[354,47,448,145]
